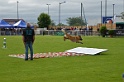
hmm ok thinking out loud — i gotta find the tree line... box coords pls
[37,13,86,29]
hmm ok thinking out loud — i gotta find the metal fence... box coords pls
[0,30,22,35]
[0,30,99,36]
[1,29,124,36]
[35,30,100,36]
[34,29,124,36]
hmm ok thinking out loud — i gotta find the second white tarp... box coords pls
[65,47,108,55]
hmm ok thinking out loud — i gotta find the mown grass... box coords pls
[0,35,124,82]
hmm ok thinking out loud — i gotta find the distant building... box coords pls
[116,22,124,29]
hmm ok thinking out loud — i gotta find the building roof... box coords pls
[116,22,124,24]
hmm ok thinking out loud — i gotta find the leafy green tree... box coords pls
[66,17,86,26]
[37,13,51,29]
[100,26,107,37]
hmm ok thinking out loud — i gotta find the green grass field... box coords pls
[0,35,124,82]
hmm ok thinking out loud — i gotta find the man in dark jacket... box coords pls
[22,23,35,60]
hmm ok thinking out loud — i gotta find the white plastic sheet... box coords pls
[66,47,108,55]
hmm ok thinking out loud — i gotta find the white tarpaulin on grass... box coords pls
[65,47,108,55]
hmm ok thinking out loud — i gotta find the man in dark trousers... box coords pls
[22,23,35,61]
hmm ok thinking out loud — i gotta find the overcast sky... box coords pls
[0,0,124,25]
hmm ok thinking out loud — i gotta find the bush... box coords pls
[108,30,115,37]
[100,26,107,37]
[108,30,114,35]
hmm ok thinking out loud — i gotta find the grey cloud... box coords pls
[0,0,123,25]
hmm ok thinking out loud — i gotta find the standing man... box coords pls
[22,23,35,61]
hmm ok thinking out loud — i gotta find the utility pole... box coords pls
[17,1,19,20]
[59,1,66,27]
[46,4,51,15]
